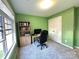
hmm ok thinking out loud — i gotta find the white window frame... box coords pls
[0,0,16,59]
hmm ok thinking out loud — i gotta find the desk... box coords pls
[31,34,40,43]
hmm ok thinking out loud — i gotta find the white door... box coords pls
[48,16,62,44]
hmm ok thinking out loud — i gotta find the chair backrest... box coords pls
[39,30,48,44]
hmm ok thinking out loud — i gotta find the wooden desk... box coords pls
[31,34,40,43]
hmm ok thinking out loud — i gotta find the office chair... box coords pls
[37,30,48,50]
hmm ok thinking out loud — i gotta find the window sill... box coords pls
[5,42,17,59]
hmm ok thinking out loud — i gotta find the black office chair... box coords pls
[37,30,48,50]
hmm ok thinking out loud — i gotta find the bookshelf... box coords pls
[19,22,30,36]
[17,21,31,47]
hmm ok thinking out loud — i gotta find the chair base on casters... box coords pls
[37,43,48,50]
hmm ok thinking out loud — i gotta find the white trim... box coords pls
[60,43,73,49]
[75,46,79,49]
[0,0,14,20]
[5,42,16,59]
[51,40,73,49]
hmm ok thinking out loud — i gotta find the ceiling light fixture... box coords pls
[38,0,55,10]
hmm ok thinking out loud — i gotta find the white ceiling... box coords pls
[9,0,79,17]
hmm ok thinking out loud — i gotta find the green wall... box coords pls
[49,7,75,47]
[16,7,79,48]
[16,14,48,33]
[74,7,79,47]
[16,14,48,47]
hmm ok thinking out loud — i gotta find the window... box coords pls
[0,42,4,59]
[0,15,15,59]
[4,17,14,51]
[0,0,16,59]
[0,16,4,59]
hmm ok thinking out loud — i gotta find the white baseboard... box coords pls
[75,46,79,49]
[60,43,73,49]
[51,40,73,49]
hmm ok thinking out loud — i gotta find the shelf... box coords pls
[19,26,29,27]
[19,22,30,27]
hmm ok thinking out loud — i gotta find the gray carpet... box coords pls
[20,42,79,59]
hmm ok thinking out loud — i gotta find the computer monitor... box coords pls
[34,29,41,34]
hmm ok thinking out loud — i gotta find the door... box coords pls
[48,16,62,44]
